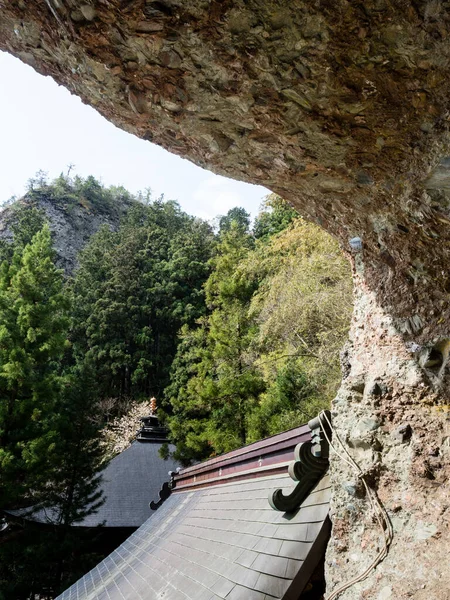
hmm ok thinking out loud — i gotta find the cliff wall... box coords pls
[1,2,449,597]
[0,187,133,273]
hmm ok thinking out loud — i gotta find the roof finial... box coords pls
[150,397,157,415]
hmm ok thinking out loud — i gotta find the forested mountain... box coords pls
[0,174,215,597]
[0,175,352,598]
[0,171,136,274]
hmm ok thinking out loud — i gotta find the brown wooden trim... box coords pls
[173,464,290,493]
[173,425,312,492]
[176,451,294,488]
[178,424,310,475]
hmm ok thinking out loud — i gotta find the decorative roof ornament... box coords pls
[136,400,169,442]
[150,469,180,511]
[269,411,331,512]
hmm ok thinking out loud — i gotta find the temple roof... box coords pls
[8,416,181,529]
[78,439,180,528]
[57,418,331,599]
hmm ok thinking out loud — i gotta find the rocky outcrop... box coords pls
[0,190,133,274]
[1,2,449,598]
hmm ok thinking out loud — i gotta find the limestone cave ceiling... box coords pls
[2,0,450,337]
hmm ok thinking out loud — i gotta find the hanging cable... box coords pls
[319,411,393,600]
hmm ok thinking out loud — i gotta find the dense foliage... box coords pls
[0,216,105,598]
[161,195,352,463]
[71,199,215,399]
[0,175,352,597]
[0,224,70,509]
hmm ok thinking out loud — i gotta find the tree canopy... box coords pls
[0,224,70,509]
[71,199,215,399]
[0,221,105,597]
[0,179,353,596]
[161,197,352,463]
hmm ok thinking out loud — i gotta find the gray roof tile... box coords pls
[250,553,290,578]
[278,540,310,560]
[57,474,330,600]
[251,537,284,556]
[225,584,268,600]
[254,573,291,598]
[13,441,181,529]
[228,563,260,589]
[210,577,236,599]
[285,559,303,581]
[234,549,259,568]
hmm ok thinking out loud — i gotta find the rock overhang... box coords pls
[2,1,450,340]
[2,4,450,598]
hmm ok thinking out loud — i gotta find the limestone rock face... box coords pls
[0,192,132,274]
[1,2,449,598]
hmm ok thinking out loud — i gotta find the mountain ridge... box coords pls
[0,180,136,274]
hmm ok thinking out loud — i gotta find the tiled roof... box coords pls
[78,440,181,528]
[56,419,331,600]
[8,440,181,528]
[57,474,330,600]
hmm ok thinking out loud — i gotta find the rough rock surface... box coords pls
[0,192,132,274]
[1,2,449,598]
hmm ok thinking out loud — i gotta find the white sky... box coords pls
[0,51,268,222]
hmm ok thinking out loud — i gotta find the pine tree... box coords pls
[163,219,265,460]
[0,225,106,598]
[202,222,264,451]
[43,362,105,528]
[71,200,214,399]
[160,322,213,464]
[0,224,70,509]
[0,362,105,599]
[246,360,321,441]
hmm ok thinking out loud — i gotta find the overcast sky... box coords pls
[0,51,268,222]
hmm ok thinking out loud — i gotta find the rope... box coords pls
[319,411,393,600]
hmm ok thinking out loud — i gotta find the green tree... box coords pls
[71,200,214,399]
[203,223,263,450]
[246,217,352,406]
[43,362,105,528]
[160,322,213,464]
[164,211,352,462]
[0,224,70,510]
[253,194,298,240]
[0,363,106,599]
[218,206,251,235]
[246,361,323,442]
[0,223,106,598]
[163,222,264,461]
